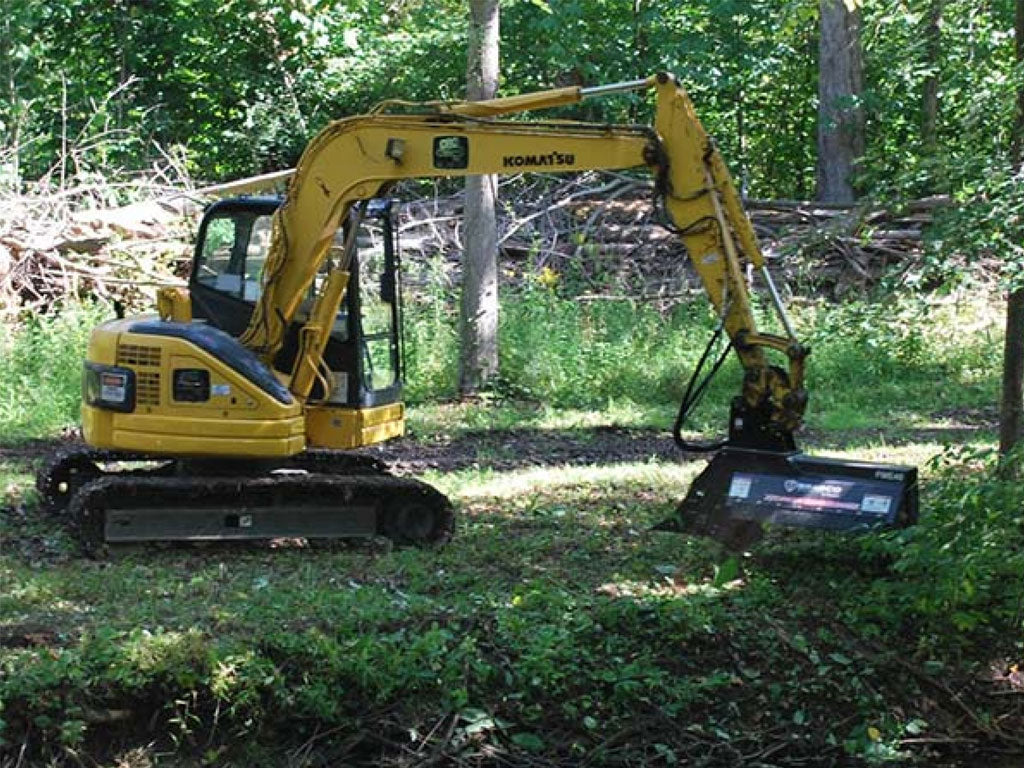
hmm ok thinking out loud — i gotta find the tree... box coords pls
[999,0,1024,460]
[816,0,864,202]
[921,0,943,155]
[459,0,500,395]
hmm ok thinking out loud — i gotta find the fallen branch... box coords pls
[1,168,945,320]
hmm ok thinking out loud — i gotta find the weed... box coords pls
[0,291,1003,442]
[0,302,109,440]
[854,445,1024,651]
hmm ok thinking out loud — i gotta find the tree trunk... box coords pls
[459,0,500,395]
[999,0,1024,460]
[1000,291,1024,458]
[631,0,648,122]
[816,0,864,203]
[921,0,942,155]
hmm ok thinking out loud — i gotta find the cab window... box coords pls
[195,212,274,300]
[358,232,399,392]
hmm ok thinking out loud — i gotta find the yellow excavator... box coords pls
[38,73,917,552]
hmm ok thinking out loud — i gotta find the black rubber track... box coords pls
[37,447,455,555]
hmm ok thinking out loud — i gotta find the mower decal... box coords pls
[726,471,899,522]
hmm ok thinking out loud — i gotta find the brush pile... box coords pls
[0,170,946,321]
[397,174,947,302]
[0,181,196,321]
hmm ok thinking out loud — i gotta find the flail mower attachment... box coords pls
[659,398,919,549]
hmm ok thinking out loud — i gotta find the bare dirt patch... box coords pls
[0,409,999,478]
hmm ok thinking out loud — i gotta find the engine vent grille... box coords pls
[117,344,162,368]
[136,372,161,406]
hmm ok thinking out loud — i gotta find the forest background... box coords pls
[1,0,1017,203]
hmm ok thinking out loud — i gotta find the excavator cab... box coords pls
[189,196,403,413]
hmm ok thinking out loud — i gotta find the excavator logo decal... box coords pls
[783,478,847,498]
[502,151,576,168]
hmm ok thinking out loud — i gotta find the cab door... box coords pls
[352,201,402,406]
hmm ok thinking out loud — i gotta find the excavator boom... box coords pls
[242,75,805,431]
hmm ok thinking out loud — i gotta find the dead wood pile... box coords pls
[0,171,945,322]
[0,184,196,320]
[396,174,945,302]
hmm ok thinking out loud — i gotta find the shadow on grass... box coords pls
[3,454,1020,767]
[0,398,1000,484]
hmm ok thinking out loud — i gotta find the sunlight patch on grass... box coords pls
[1,576,86,615]
[406,400,674,437]
[432,460,698,500]
[810,405,886,431]
[596,575,745,601]
[1,461,33,506]
[901,413,998,430]
[804,440,994,474]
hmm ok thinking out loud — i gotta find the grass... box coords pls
[0,290,1019,765]
[406,399,675,437]
[0,302,107,442]
[0,290,1002,442]
[0,460,32,494]
[2,448,1022,765]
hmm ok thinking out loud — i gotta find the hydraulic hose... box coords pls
[672,324,733,453]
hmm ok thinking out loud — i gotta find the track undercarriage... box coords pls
[37,447,455,556]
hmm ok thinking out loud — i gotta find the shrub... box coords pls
[0,303,110,439]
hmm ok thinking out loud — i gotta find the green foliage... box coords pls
[398,284,731,414]
[857,1,1023,289]
[400,254,461,403]
[798,295,1001,424]
[861,0,1019,198]
[0,0,825,198]
[0,303,109,440]
[926,162,1024,290]
[402,286,1000,435]
[3,0,1021,300]
[496,284,718,408]
[0,0,1019,240]
[855,445,1024,648]
[2,0,470,181]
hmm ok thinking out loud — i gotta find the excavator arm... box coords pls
[241,73,807,445]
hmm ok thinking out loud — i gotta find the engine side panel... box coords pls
[82,317,305,458]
